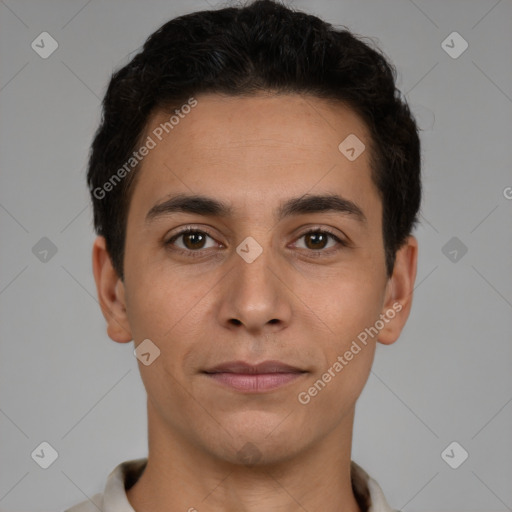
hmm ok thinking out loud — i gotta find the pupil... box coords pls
[186,232,204,249]
[307,233,326,249]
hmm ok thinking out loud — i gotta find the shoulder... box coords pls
[62,458,147,512]
[351,461,399,512]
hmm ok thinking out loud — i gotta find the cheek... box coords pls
[297,342,376,422]
[123,263,221,385]
[329,284,383,340]
[123,271,205,414]
[301,268,384,391]
[296,280,381,414]
[300,263,385,339]
[124,259,203,337]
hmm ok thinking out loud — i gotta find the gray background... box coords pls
[1,0,511,510]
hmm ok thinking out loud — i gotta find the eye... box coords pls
[165,226,347,258]
[165,228,218,252]
[293,229,346,252]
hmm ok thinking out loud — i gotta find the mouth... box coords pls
[202,360,307,393]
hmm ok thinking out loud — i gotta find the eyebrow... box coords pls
[145,192,367,225]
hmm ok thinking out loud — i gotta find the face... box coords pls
[94,93,417,465]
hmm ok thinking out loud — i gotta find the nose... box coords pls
[218,240,292,335]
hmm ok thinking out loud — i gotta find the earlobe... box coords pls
[377,236,418,345]
[92,236,133,343]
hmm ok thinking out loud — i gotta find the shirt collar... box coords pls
[98,458,396,512]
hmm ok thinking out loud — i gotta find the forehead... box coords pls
[128,93,380,225]
[147,93,370,160]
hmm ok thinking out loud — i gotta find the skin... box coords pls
[92,92,418,512]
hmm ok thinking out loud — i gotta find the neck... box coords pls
[127,401,362,512]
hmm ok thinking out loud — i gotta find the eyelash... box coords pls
[165,226,348,258]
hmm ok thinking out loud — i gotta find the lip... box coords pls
[204,360,304,374]
[203,360,307,393]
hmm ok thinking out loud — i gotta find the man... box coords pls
[67,0,420,510]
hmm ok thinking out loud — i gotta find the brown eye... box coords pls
[304,232,329,250]
[182,231,207,250]
[166,229,217,252]
[295,229,343,252]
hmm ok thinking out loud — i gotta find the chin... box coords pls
[210,422,307,467]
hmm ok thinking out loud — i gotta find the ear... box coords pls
[92,236,133,343]
[377,235,418,345]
